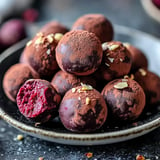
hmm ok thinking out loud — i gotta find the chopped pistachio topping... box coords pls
[123,42,130,48]
[139,68,147,76]
[102,42,108,51]
[105,63,110,67]
[124,75,129,79]
[108,57,114,63]
[47,34,54,43]
[120,58,123,62]
[81,83,93,91]
[106,53,110,56]
[108,44,119,50]
[122,78,128,82]
[26,40,32,46]
[114,82,128,89]
[130,74,134,80]
[46,49,51,55]
[36,32,43,37]
[72,88,76,93]
[86,97,91,105]
[124,74,134,80]
[77,89,81,93]
[35,36,44,45]
[54,33,63,41]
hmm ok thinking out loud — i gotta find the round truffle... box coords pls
[152,0,160,9]
[3,63,39,102]
[134,68,160,106]
[96,41,132,82]
[124,43,148,72]
[101,78,145,121]
[39,21,69,36]
[21,32,61,78]
[56,30,103,76]
[59,84,108,132]
[17,79,61,122]
[72,14,113,43]
[0,19,26,47]
[51,70,96,96]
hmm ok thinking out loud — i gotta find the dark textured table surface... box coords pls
[0,0,160,160]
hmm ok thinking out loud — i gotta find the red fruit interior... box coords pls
[17,80,56,118]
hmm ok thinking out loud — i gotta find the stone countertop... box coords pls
[0,0,160,159]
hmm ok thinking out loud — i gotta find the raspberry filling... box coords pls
[17,80,57,119]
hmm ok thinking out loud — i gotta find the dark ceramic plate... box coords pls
[0,25,160,145]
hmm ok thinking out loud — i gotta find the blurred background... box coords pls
[0,0,160,53]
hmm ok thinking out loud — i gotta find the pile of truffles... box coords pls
[3,14,160,133]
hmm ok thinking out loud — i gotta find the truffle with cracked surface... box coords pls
[101,78,145,121]
[59,85,108,132]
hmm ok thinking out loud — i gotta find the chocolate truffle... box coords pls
[72,14,113,43]
[0,19,26,47]
[124,43,148,72]
[96,41,132,82]
[134,68,160,106]
[59,84,108,132]
[21,32,62,78]
[152,0,160,9]
[101,78,145,121]
[51,70,96,96]
[17,79,61,123]
[3,63,39,102]
[39,21,69,36]
[56,30,103,76]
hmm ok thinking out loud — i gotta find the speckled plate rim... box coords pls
[0,25,160,146]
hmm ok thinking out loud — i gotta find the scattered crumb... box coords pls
[17,134,24,141]
[132,122,138,126]
[85,152,93,159]
[136,154,146,160]
[35,122,41,127]
[38,157,44,160]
